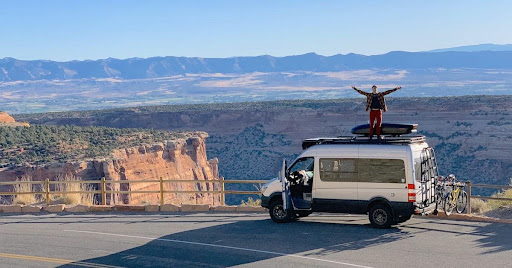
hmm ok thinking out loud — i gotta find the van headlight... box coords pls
[261,177,277,193]
[261,185,268,193]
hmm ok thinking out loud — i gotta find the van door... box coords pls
[357,148,409,206]
[280,159,291,212]
[287,157,314,210]
[313,145,359,212]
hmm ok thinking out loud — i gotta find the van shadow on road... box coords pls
[49,214,512,268]
[57,216,411,267]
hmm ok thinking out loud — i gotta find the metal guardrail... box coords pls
[466,181,512,214]
[0,177,267,206]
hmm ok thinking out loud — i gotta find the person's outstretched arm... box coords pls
[381,86,402,96]
[352,86,370,96]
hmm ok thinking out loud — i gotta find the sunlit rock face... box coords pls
[0,132,220,206]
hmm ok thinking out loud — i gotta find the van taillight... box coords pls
[408,184,416,202]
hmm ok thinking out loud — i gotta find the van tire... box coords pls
[369,204,393,228]
[269,200,293,223]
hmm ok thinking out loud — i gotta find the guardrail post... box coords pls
[101,177,107,205]
[160,177,164,205]
[220,176,225,206]
[466,180,471,214]
[45,178,50,206]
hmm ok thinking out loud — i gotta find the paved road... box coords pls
[0,212,510,268]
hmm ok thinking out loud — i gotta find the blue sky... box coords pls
[1,0,511,61]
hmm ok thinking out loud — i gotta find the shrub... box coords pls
[486,188,512,211]
[240,197,261,206]
[473,179,512,213]
[12,175,40,205]
[53,175,95,205]
[470,198,488,214]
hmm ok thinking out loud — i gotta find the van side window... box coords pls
[414,157,421,182]
[319,158,406,183]
[319,158,358,182]
[358,159,406,183]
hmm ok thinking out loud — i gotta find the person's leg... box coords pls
[376,110,383,138]
[369,110,376,138]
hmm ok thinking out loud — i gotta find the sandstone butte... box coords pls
[0,131,221,206]
[0,112,29,127]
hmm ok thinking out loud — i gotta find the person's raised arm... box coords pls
[381,86,401,96]
[352,86,370,96]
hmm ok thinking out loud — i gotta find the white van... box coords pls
[261,134,439,228]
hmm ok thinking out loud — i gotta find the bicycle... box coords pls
[434,176,447,207]
[443,176,468,215]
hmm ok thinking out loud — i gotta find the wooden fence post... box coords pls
[101,177,107,205]
[45,178,50,206]
[466,180,471,214]
[220,176,225,206]
[160,177,164,205]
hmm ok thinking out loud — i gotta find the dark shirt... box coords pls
[370,94,382,109]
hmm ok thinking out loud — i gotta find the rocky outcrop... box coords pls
[0,132,220,206]
[0,112,29,127]
[0,112,15,123]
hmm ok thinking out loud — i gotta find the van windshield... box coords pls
[289,157,314,173]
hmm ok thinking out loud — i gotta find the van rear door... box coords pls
[415,147,438,211]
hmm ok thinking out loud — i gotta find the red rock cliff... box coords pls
[0,132,220,205]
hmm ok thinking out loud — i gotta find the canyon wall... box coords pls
[0,132,220,205]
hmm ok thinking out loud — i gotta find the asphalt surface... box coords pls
[0,212,510,268]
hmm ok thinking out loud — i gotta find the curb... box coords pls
[427,213,512,224]
[0,204,269,215]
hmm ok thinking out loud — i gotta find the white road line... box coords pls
[64,229,373,268]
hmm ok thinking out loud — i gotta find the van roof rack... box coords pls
[302,135,426,149]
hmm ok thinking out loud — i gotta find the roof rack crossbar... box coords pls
[302,135,426,149]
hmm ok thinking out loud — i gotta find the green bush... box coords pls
[0,125,184,166]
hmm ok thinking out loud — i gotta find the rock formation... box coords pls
[0,112,29,127]
[0,132,221,205]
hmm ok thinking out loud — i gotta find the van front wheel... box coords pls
[269,200,293,223]
[369,204,393,229]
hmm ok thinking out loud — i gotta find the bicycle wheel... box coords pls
[443,192,455,216]
[456,190,468,213]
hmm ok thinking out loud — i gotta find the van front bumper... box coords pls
[261,195,270,208]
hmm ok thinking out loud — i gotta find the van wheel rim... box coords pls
[373,209,387,225]
[273,205,286,219]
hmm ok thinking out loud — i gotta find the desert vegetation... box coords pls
[53,175,95,205]
[240,197,261,206]
[0,125,185,166]
[12,175,42,205]
[9,175,96,206]
[471,179,512,215]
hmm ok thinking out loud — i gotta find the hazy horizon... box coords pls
[2,1,512,61]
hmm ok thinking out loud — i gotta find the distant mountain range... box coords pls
[1,50,512,82]
[428,43,512,52]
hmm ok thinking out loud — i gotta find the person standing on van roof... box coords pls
[352,85,401,140]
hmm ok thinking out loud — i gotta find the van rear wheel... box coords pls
[369,204,393,229]
[269,200,293,223]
